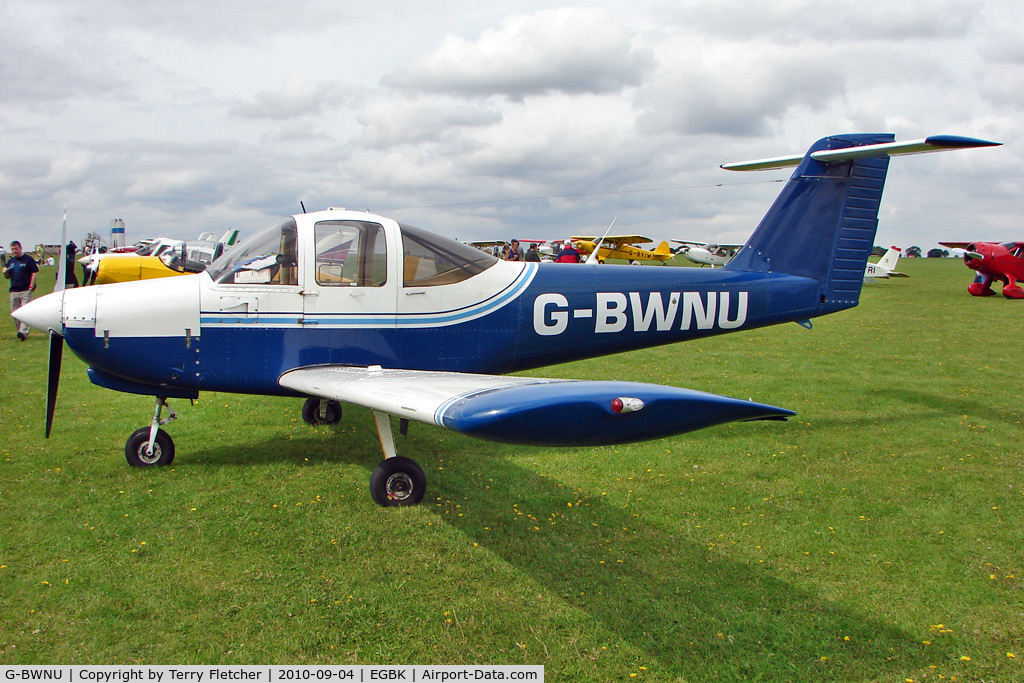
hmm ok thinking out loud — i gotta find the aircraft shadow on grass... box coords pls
[188,412,937,681]
[745,385,1021,438]
[426,451,939,680]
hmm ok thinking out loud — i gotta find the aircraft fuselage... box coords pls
[50,210,825,399]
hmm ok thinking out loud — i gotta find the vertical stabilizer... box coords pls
[723,133,1000,315]
[724,133,894,314]
[877,246,902,272]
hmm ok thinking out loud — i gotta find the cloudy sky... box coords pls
[1,0,1020,254]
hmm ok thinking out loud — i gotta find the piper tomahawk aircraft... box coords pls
[15,133,999,506]
[864,246,908,282]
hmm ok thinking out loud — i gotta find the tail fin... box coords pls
[653,240,672,256]
[723,134,1000,314]
[877,246,901,271]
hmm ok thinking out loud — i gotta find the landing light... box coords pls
[611,397,645,414]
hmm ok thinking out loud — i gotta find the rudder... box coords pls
[724,133,894,314]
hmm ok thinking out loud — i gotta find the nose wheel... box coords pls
[125,427,175,467]
[124,397,177,467]
[301,398,342,425]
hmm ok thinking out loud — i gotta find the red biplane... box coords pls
[939,241,1024,298]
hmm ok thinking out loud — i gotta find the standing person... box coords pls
[4,241,39,340]
[63,241,80,288]
[524,243,541,262]
[554,240,581,263]
[506,239,524,261]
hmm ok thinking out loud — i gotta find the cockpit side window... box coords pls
[400,223,498,286]
[206,217,299,285]
[314,221,387,287]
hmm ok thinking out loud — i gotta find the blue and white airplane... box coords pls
[14,133,999,505]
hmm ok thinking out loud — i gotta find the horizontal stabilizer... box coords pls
[279,365,794,447]
[722,135,1001,172]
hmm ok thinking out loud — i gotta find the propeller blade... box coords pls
[965,251,984,261]
[54,209,68,294]
[45,330,64,438]
[45,208,69,438]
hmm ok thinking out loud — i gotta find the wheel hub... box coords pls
[385,473,414,501]
[138,443,162,465]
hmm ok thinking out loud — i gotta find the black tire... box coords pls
[369,457,427,507]
[301,398,342,425]
[125,427,175,467]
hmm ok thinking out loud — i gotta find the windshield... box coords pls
[400,223,498,286]
[206,217,298,285]
[158,245,185,272]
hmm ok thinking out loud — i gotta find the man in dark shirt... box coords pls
[4,241,39,340]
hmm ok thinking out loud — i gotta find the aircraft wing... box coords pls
[938,241,995,250]
[279,365,793,447]
[671,241,744,249]
[572,235,654,247]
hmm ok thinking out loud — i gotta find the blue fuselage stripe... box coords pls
[68,265,821,396]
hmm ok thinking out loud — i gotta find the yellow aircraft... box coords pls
[570,234,674,264]
[91,231,239,285]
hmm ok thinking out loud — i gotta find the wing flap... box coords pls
[279,366,794,447]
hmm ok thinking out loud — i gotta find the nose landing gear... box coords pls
[124,397,177,467]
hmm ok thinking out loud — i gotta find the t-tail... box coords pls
[723,134,1000,314]
[877,246,902,272]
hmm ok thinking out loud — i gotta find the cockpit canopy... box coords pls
[206,215,498,287]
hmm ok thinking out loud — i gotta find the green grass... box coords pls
[1,259,1022,681]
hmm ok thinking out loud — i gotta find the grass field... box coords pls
[1,257,1021,681]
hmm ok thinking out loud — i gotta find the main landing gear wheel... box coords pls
[125,427,175,467]
[370,456,426,507]
[302,398,342,425]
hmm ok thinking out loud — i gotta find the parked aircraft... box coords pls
[672,241,743,267]
[938,240,1024,298]
[15,134,999,506]
[864,246,908,282]
[571,235,674,264]
[88,230,240,285]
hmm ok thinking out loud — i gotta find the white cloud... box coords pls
[382,7,654,101]
[356,98,503,149]
[636,38,847,137]
[230,78,350,120]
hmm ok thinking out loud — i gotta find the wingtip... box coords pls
[923,135,1002,149]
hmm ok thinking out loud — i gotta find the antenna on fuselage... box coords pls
[300,201,307,213]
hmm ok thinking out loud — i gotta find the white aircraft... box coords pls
[672,241,744,267]
[864,246,908,281]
